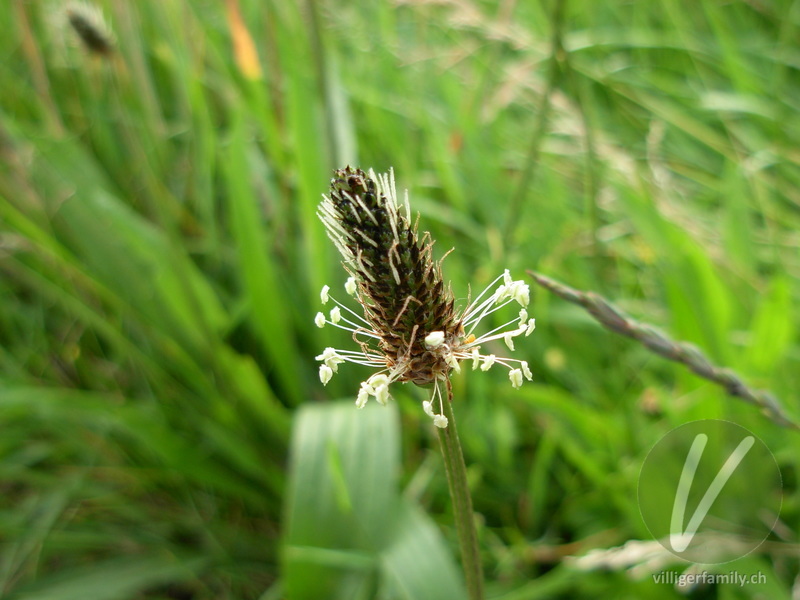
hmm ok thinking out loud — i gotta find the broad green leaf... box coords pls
[283,401,466,599]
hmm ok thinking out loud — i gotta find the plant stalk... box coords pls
[437,378,484,600]
[528,270,800,430]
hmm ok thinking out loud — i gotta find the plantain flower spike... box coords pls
[65,1,115,56]
[315,167,535,427]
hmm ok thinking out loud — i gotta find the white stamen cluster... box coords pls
[315,269,535,428]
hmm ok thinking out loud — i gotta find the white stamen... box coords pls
[327,294,371,327]
[511,282,530,307]
[423,400,435,418]
[425,331,445,349]
[314,312,326,328]
[471,316,526,346]
[471,348,480,370]
[504,333,515,351]
[481,354,496,371]
[461,272,517,334]
[315,347,345,372]
[461,272,506,321]
[374,383,389,406]
[445,354,461,373]
[329,306,342,324]
[356,384,369,409]
[362,373,391,406]
[320,285,330,304]
[319,364,333,385]
[433,414,449,428]
[368,373,389,387]
[526,318,536,335]
[521,361,533,381]
[509,368,523,389]
[345,276,358,295]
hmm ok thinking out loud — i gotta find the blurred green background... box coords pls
[0,0,798,598]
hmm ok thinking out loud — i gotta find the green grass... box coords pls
[1,0,798,598]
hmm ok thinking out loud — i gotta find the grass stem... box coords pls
[529,271,800,431]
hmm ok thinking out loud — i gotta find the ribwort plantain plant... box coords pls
[314,166,537,598]
[315,166,535,425]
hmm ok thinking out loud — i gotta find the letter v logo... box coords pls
[669,433,755,552]
[638,420,781,563]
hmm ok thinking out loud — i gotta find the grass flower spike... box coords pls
[316,167,535,427]
[65,1,115,56]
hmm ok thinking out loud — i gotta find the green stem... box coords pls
[437,378,484,600]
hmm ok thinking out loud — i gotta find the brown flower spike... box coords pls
[316,167,536,427]
[65,2,115,56]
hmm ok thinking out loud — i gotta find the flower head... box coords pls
[316,167,534,427]
[64,2,115,56]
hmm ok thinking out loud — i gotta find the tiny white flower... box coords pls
[320,285,330,304]
[471,348,481,370]
[314,312,326,328]
[433,414,449,428]
[356,384,370,409]
[368,373,389,387]
[521,361,533,381]
[329,306,342,324]
[504,333,516,351]
[480,354,497,371]
[511,282,530,307]
[445,353,461,373]
[423,400,435,417]
[526,318,536,336]
[315,347,334,361]
[509,368,523,389]
[345,276,358,295]
[361,373,391,406]
[315,347,345,372]
[494,284,509,304]
[374,383,389,406]
[319,364,333,385]
[424,331,445,349]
